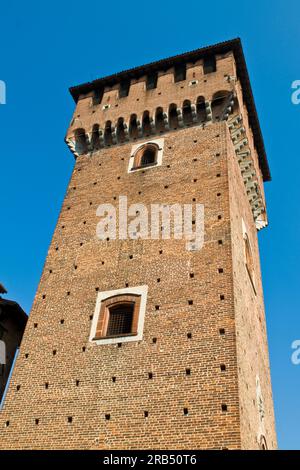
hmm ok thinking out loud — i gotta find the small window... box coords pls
[203,55,216,74]
[146,73,158,90]
[132,143,158,170]
[119,80,130,98]
[93,88,103,105]
[244,233,256,294]
[106,303,134,336]
[90,286,148,345]
[128,138,164,173]
[94,295,140,339]
[174,64,186,82]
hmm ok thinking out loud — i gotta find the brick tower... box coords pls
[0,38,276,449]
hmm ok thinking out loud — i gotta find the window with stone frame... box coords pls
[94,294,141,339]
[132,143,158,170]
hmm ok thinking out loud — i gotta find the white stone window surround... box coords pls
[128,138,164,173]
[89,285,148,345]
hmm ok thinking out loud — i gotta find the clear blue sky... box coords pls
[0,0,299,450]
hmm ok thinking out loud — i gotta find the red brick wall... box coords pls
[0,51,276,449]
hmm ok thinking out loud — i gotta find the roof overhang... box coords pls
[69,38,271,182]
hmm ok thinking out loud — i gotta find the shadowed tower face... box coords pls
[0,39,276,450]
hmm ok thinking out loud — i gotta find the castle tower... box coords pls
[0,38,276,449]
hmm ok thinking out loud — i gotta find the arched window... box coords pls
[116,117,126,143]
[155,107,165,133]
[132,143,158,169]
[182,100,193,126]
[104,121,113,146]
[90,286,148,345]
[244,233,256,292]
[142,111,152,136]
[211,91,231,121]
[94,294,141,339]
[129,114,139,140]
[259,435,268,450]
[168,103,178,129]
[74,128,88,154]
[196,96,206,122]
[91,124,101,150]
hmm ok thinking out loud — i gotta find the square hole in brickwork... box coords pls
[68,417,73,423]
[82,346,86,352]
[219,328,225,335]
[220,295,225,300]
[218,215,222,220]
[190,273,194,278]
[159,249,163,254]
[218,268,224,273]
[45,383,49,389]
[157,278,161,283]
[16,385,21,391]
[35,419,39,425]
[76,380,80,386]
[34,323,38,328]
[152,337,157,344]
[60,319,64,325]
[105,414,111,421]
[117,343,122,348]
[144,411,149,418]
[148,372,153,379]
[186,368,191,376]
[218,240,223,245]
[5,421,10,427]
[183,408,189,416]
[112,377,116,383]
[42,294,46,299]
[187,333,192,339]
[220,364,226,371]
[25,353,29,359]
[221,404,228,412]
[155,305,160,311]
[216,173,221,178]
[217,193,221,197]
[188,300,193,305]
[53,350,57,356]
[129,255,133,259]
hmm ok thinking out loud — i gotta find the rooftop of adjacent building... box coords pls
[0,284,27,327]
[69,38,270,182]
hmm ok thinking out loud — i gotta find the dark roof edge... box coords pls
[69,38,271,181]
[0,298,28,324]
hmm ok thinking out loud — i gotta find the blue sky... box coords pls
[0,0,299,449]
